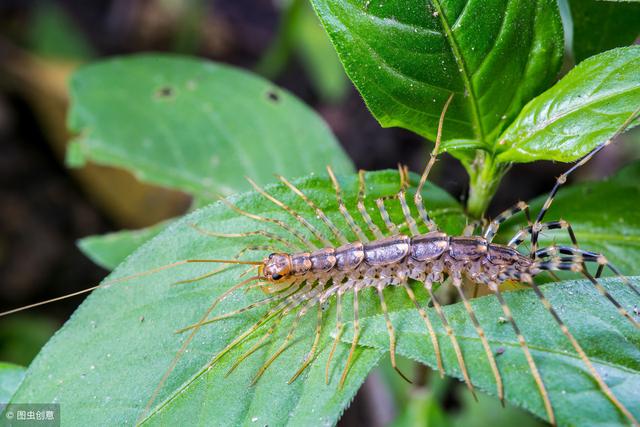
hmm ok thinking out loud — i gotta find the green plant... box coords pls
[3,1,640,426]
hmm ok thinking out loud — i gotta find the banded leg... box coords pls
[189,223,299,251]
[452,276,503,404]
[402,282,444,377]
[525,276,639,426]
[424,280,477,400]
[530,107,640,256]
[326,166,369,242]
[488,283,555,424]
[534,248,640,328]
[375,196,401,235]
[340,284,361,388]
[247,177,333,247]
[278,174,349,245]
[508,220,577,249]
[463,220,482,237]
[357,170,385,239]
[289,303,324,383]
[220,197,317,250]
[376,284,412,383]
[251,293,319,384]
[326,289,344,384]
[414,93,454,232]
[484,201,530,242]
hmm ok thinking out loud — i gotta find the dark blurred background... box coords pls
[0,1,637,425]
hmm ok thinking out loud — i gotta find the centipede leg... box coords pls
[340,285,360,388]
[526,276,638,426]
[289,303,324,383]
[326,166,369,242]
[357,170,385,240]
[326,289,344,384]
[452,276,503,404]
[376,284,412,383]
[489,283,554,424]
[424,280,476,400]
[402,282,444,377]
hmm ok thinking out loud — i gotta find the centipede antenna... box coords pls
[490,283,554,424]
[377,285,412,383]
[424,280,477,401]
[402,282,444,377]
[525,277,638,425]
[137,275,260,424]
[531,106,640,256]
[415,93,454,232]
[326,166,369,242]
[277,175,349,245]
[452,276,503,403]
[247,177,333,248]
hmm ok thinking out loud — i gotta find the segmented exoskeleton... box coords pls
[3,98,638,426]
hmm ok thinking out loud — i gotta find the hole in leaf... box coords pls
[156,86,174,99]
[266,90,280,103]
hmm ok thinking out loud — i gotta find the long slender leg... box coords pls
[484,201,530,242]
[509,220,577,249]
[375,196,400,235]
[530,107,640,256]
[340,284,361,388]
[138,274,261,422]
[189,223,299,251]
[534,249,639,328]
[326,166,369,242]
[225,311,286,376]
[251,294,319,384]
[488,283,555,425]
[376,284,412,383]
[451,276,503,404]
[414,93,454,232]
[326,289,344,384]
[524,275,639,426]
[277,174,349,245]
[357,170,385,239]
[402,282,444,377]
[424,280,477,400]
[247,177,333,247]
[220,197,317,250]
[289,303,324,383]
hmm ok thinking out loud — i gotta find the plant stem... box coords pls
[466,151,505,219]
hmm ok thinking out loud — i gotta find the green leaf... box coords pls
[496,46,640,163]
[498,161,640,274]
[310,0,563,146]
[11,171,466,425]
[67,54,354,200]
[569,0,640,63]
[0,363,26,403]
[77,222,169,270]
[342,277,640,425]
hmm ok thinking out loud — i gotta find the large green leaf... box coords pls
[496,46,640,163]
[70,54,354,269]
[0,363,25,403]
[342,277,640,425]
[67,54,354,199]
[569,0,640,63]
[310,0,563,146]
[498,161,640,274]
[11,171,466,425]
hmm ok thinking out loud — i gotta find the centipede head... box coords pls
[260,253,293,283]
